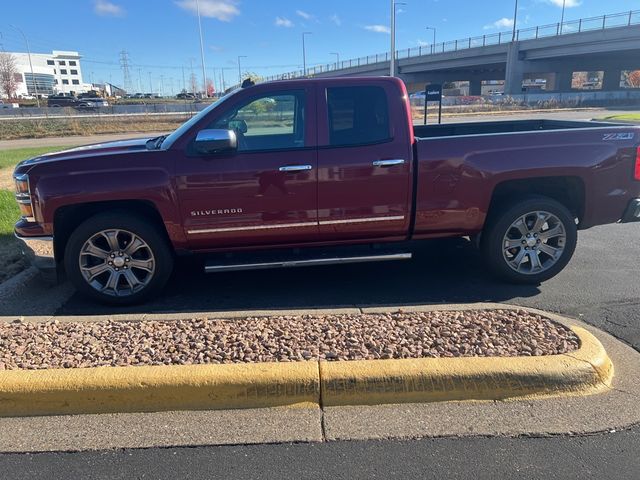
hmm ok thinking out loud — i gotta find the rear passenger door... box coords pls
[316,83,413,241]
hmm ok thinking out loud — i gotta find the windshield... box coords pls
[160,90,240,150]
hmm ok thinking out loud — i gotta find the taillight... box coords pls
[636,147,640,181]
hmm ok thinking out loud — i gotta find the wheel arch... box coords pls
[53,200,172,265]
[487,176,586,228]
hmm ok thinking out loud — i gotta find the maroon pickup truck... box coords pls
[13,77,640,304]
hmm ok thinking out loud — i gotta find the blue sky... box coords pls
[0,0,637,93]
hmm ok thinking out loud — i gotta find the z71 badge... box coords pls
[603,132,635,141]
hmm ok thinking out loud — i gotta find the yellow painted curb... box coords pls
[0,362,320,417]
[0,325,612,417]
[320,326,613,406]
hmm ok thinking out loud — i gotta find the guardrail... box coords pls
[259,9,640,83]
[0,102,210,118]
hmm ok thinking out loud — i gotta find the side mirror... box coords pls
[228,119,248,134]
[194,129,237,155]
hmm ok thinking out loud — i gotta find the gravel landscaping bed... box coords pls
[0,310,580,370]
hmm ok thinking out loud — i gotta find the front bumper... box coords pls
[14,233,59,283]
[621,199,640,223]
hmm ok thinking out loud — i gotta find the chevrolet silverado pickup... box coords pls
[13,77,640,305]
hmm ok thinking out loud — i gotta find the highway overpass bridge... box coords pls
[264,10,640,95]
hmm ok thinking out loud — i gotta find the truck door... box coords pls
[175,87,319,249]
[316,83,413,241]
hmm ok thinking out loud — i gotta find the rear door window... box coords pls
[326,86,391,147]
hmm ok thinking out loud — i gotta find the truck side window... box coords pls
[211,91,305,152]
[327,86,391,147]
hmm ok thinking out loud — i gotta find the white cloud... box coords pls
[484,17,514,30]
[296,10,312,20]
[330,14,341,26]
[364,24,391,34]
[275,16,294,28]
[94,0,124,16]
[175,0,240,22]
[545,0,581,6]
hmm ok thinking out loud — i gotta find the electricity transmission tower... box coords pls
[119,50,133,93]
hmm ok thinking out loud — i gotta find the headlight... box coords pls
[14,173,35,222]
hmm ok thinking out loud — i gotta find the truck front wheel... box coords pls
[64,212,174,305]
[481,196,577,284]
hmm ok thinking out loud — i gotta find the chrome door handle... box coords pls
[372,159,406,167]
[279,165,313,172]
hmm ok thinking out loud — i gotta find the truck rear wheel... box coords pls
[481,196,577,284]
[64,212,174,305]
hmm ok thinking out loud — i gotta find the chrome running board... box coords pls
[205,252,412,273]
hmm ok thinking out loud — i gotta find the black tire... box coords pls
[64,212,174,305]
[481,196,577,284]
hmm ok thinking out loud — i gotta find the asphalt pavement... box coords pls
[2,431,639,480]
[1,210,640,478]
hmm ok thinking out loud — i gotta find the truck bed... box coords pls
[412,119,639,236]
[413,119,618,139]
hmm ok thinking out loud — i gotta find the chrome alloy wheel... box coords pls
[79,229,156,297]
[502,211,567,275]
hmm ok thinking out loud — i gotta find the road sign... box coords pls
[424,84,443,125]
[425,84,442,102]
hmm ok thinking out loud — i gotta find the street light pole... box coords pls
[330,52,340,70]
[237,55,247,84]
[390,0,396,77]
[302,32,312,76]
[425,26,436,53]
[560,0,567,34]
[512,0,519,42]
[390,1,406,77]
[189,57,197,93]
[10,25,39,106]
[195,0,208,97]
[148,72,152,93]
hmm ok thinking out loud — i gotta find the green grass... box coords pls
[0,190,27,283]
[601,113,640,123]
[0,190,19,236]
[0,146,73,170]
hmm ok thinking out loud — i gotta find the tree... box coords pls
[241,71,262,84]
[206,78,215,97]
[0,52,18,99]
[189,73,198,94]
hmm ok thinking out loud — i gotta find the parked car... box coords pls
[77,99,109,109]
[0,100,18,109]
[47,95,78,108]
[176,92,196,100]
[78,91,102,99]
[13,77,640,304]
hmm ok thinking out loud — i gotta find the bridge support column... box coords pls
[603,70,622,91]
[550,71,573,92]
[504,43,524,95]
[469,79,482,96]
